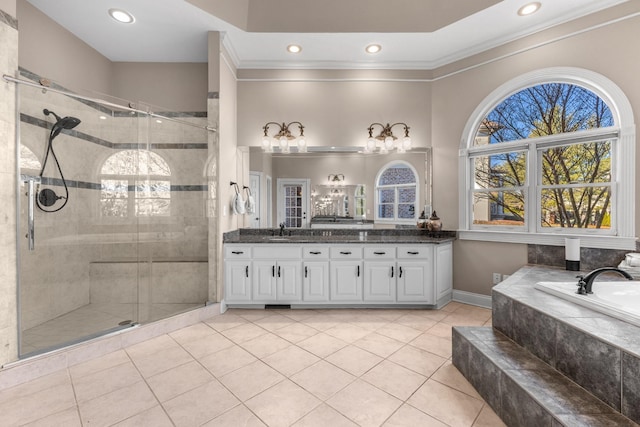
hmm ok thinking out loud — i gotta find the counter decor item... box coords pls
[428,211,442,231]
[417,210,427,229]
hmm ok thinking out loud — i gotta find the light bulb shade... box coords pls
[297,137,307,152]
[279,136,290,153]
[262,136,272,151]
[384,136,395,150]
[402,136,412,150]
[366,137,376,151]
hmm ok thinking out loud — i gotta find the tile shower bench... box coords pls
[453,265,640,426]
[222,228,455,309]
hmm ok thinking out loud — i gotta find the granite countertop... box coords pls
[223,228,456,244]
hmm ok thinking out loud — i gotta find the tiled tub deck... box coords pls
[453,265,640,426]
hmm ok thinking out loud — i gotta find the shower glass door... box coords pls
[16,80,210,357]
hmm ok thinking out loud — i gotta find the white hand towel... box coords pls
[233,193,246,215]
[246,194,256,214]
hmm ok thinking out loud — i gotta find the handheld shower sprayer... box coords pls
[37,108,81,213]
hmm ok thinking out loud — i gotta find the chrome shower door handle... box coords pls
[25,177,38,251]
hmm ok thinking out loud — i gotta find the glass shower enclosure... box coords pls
[15,75,212,357]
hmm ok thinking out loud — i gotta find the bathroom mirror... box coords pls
[246,146,432,228]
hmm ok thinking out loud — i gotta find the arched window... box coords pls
[375,161,418,223]
[100,150,171,217]
[19,145,42,171]
[460,67,635,249]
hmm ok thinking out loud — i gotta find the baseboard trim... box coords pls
[452,290,492,309]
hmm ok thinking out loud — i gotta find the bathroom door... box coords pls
[277,178,310,228]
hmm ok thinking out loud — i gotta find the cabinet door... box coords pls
[364,261,396,301]
[253,261,277,301]
[303,261,329,301]
[277,261,302,301]
[225,261,252,302]
[435,243,453,301]
[330,261,363,301]
[397,261,433,303]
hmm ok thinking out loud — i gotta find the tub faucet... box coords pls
[279,222,285,236]
[576,267,633,295]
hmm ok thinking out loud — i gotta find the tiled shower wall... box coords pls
[0,7,19,364]
[17,70,211,330]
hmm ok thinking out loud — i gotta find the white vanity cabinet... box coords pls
[363,247,396,302]
[223,241,453,307]
[224,246,252,301]
[396,245,434,303]
[252,246,302,302]
[330,246,364,302]
[302,247,330,301]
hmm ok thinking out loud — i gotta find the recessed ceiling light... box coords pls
[99,115,107,120]
[109,8,135,24]
[365,44,382,54]
[156,119,162,124]
[517,2,541,16]
[287,44,302,54]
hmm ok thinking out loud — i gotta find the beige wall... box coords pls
[433,12,640,295]
[17,1,208,112]
[236,11,640,296]
[17,0,113,95]
[0,0,15,16]
[112,63,208,112]
[237,72,432,151]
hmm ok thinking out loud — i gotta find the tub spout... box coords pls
[576,267,633,295]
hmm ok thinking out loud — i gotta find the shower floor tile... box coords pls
[21,302,203,355]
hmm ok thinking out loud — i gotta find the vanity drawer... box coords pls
[330,246,363,259]
[303,247,330,258]
[253,245,302,259]
[224,246,252,259]
[364,247,396,259]
[397,246,432,259]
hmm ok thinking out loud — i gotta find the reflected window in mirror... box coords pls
[375,161,418,224]
[355,185,366,218]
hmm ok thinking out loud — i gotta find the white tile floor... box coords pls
[1,302,506,426]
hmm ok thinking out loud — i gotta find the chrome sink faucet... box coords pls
[576,267,633,295]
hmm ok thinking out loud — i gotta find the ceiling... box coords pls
[25,0,629,70]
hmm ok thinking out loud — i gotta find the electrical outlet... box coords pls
[492,272,502,285]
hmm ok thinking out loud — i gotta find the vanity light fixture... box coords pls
[364,122,412,153]
[365,44,382,54]
[261,121,306,153]
[287,44,302,53]
[517,2,541,16]
[108,8,135,24]
[328,174,345,184]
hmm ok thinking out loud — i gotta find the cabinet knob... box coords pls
[231,251,244,255]
[310,251,322,255]
[399,266,403,278]
[374,251,386,255]
[340,251,352,255]
[407,251,419,255]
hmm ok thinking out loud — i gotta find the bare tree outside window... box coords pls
[473,83,614,230]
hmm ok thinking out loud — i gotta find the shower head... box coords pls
[44,108,81,139]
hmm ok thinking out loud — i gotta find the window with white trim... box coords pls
[460,68,635,249]
[100,150,171,217]
[375,161,418,223]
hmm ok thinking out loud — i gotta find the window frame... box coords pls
[374,160,419,224]
[459,67,635,250]
[99,149,172,219]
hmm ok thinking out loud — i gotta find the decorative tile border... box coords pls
[0,9,18,30]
